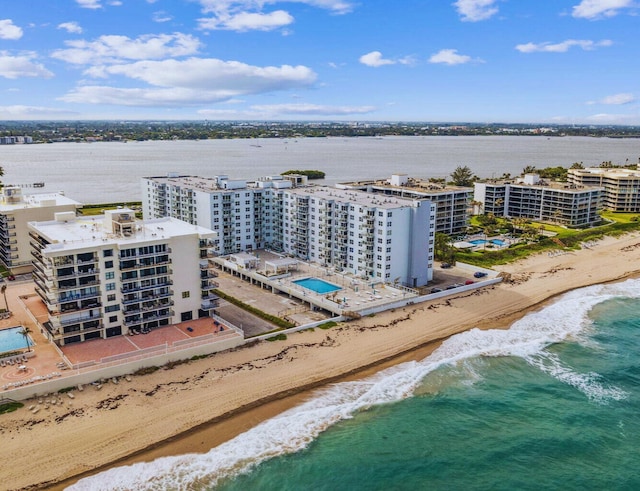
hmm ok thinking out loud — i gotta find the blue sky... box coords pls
[0,0,638,123]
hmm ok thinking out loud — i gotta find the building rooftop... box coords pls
[570,167,640,178]
[0,187,81,212]
[479,174,603,193]
[286,185,418,209]
[30,209,216,253]
[338,174,472,194]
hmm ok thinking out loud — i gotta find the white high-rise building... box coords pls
[0,187,81,274]
[29,209,217,346]
[142,175,435,287]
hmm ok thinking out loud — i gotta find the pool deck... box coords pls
[212,250,420,316]
[0,281,241,392]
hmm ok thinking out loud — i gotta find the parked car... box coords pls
[473,271,488,278]
[430,287,443,293]
[465,280,475,285]
[441,263,452,269]
[7,275,15,281]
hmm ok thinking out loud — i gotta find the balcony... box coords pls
[55,311,103,327]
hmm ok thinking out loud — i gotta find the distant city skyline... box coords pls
[0,1,638,123]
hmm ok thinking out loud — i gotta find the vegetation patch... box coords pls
[133,365,160,376]
[266,333,288,342]
[281,169,325,179]
[0,402,23,414]
[213,289,295,329]
[318,321,338,330]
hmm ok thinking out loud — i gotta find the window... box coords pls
[107,294,116,302]
[106,283,116,291]
[181,311,193,322]
[182,291,190,299]
[103,249,113,257]
[105,260,113,269]
[105,271,114,280]
[109,315,118,323]
[105,305,120,313]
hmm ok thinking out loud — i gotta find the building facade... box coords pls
[29,209,217,346]
[337,174,472,235]
[142,175,435,287]
[0,187,81,274]
[474,174,603,227]
[567,167,640,212]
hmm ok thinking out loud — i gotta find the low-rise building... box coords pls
[567,167,640,212]
[474,174,602,227]
[29,209,217,346]
[0,187,81,274]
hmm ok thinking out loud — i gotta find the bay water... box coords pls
[69,278,640,490]
[1,136,639,204]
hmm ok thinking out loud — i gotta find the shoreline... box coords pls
[4,233,640,490]
[52,268,639,490]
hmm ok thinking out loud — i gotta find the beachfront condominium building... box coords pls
[142,175,435,286]
[29,209,217,346]
[336,174,472,235]
[474,174,603,227]
[283,187,435,286]
[0,187,81,274]
[567,167,640,212]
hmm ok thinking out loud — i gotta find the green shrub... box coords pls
[0,402,23,414]
[213,289,295,329]
[266,333,287,342]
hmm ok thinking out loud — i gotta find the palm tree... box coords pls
[19,326,32,352]
[0,283,6,312]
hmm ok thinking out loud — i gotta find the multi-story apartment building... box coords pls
[143,175,435,287]
[567,167,640,212]
[282,187,435,286]
[337,174,472,235]
[474,174,603,227]
[0,186,81,274]
[29,208,217,346]
[142,174,298,255]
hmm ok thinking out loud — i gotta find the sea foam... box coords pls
[68,279,640,491]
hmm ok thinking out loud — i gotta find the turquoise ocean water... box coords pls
[70,279,640,491]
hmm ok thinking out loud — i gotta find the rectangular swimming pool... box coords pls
[293,277,342,294]
[0,326,32,355]
[470,239,506,246]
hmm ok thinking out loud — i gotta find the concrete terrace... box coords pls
[211,249,421,317]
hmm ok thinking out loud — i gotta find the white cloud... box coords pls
[51,33,201,65]
[588,93,636,105]
[60,58,317,106]
[58,22,83,34]
[152,11,173,23]
[197,0,354,32]
[250,103,376,115]
[359,51,396,67]
[0,52,54,79]
[453,0,499,22]
[572,0,633,19]
[357,52,416,68]
[0,105,79,119]
[515,39,613,53]
[428,49,473,65]
[197,1,355,16]
[586,112,636,123]
[0,19,23,40]
[76,0,102,8]
[199,10,294,31]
